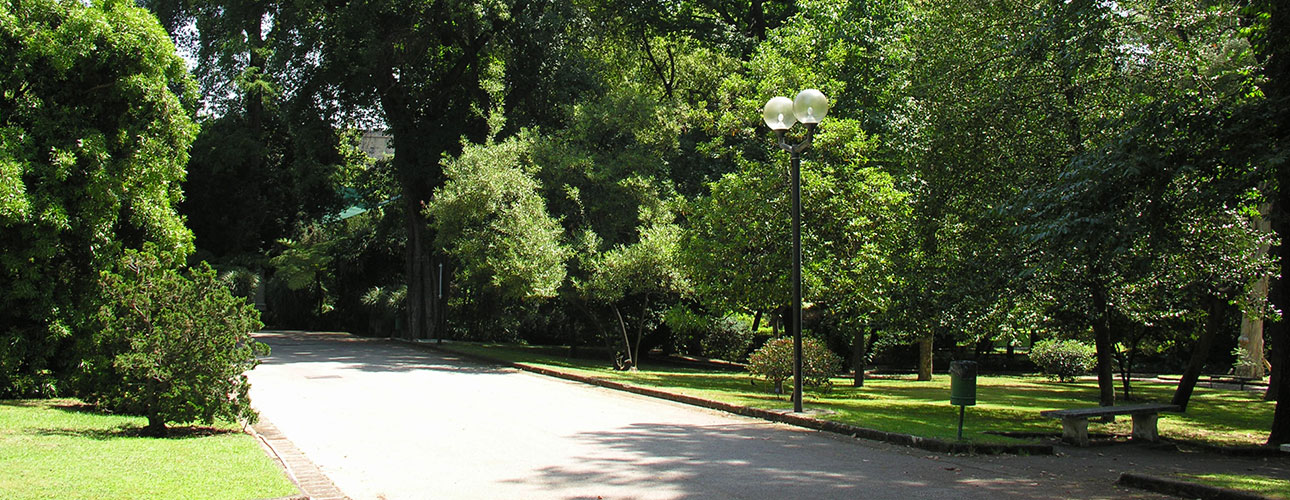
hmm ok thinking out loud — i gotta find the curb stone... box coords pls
[250,417,350,500]
[404,340,1053,456]
[1118,472,1275,500]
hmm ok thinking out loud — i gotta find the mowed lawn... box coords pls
[0,399,297,500]
[437,343,1277,447]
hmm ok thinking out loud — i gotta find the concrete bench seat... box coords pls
[1040,403,1181,447]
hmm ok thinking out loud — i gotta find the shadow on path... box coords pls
[253,331,509,376]
[502,422,1089,500]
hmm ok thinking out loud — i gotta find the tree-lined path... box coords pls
[246,331,1182,500]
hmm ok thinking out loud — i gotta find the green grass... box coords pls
[0,399,298,500]
[1177,473,1290,499]
[440,342,1277,446]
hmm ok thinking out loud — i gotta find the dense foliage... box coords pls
[86,248,267,435]
[1029,339,1098,383]
[0,0,198,396]
[747,336,842,393]
[3,0,1286,443]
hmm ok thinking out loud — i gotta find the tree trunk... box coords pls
[1116,349,1133,402]
[1267,172,1289,441]
[1263,0,1290,441]
[917,337,933,381]
[749,0,766,41]
[853,326,868,387]
[751,310,762,333]
[1090,279,1117,407]
[1239,206,1272,379]
[633,294,650,368]
[1269,352,1280,402]
[404,198,429,340]
[1172,297,1226,410]
[145,415,167,438]
[613,304,634,370]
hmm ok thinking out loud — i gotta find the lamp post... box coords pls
[763,89,828,413]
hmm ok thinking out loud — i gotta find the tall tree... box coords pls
[141,0,353,259]
[299,0,565,340]
[0,0,198,395]
[1245,0,1290,446]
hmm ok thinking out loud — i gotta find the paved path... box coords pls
[246,332,1274,500]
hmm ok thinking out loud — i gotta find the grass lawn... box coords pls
[1177,473,1290,499]
[0,399,298,500]
[437,342,1277,447]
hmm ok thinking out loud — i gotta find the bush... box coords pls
[700,317,755,362]
[747,337,842,393]
[1029,338,1096,382]
[86,248,268,436]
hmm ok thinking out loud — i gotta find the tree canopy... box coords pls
[0,0,198,396]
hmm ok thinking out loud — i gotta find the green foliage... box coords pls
[682,121,908,333]
[271,232,336,293]
[428,132,569,303]
[1029,339,1097,383]
[87,249,267,434]
[584,222,690,304]
[0,0,198,396]
[747,337,842,392]
[700,317,757,363]
[180,112,355,257]
[663,307,756,361]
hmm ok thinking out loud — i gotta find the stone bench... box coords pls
[1040,403,1181,447]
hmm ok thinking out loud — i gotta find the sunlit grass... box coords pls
[440,342,1276,446]
[0,399,298,500]
[1176,473,1290,499]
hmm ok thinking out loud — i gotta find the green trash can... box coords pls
[949,360,977,406]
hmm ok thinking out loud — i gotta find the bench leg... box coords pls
[1060,417,1090,446]
[1130,413,1160,442]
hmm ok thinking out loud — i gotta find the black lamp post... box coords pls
[762,89,829,413]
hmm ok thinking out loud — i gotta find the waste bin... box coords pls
[949,360,977,406]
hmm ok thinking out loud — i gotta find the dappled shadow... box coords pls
[502,422,1121,500]
[253,332,511,376]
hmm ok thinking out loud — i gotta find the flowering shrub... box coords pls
[1029,338,1096,382]
[747,337,842,393]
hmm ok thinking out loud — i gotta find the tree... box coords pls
[87,248,266,436]
[301,0,568,341]
[583,220,691,369]
[901,0,1263,403]
[140,0,359,259]
[425,130,570,338]
[1244,0,1290,446]
[0,0,198,396]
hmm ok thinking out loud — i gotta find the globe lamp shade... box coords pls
[762,96,796,131]
[793,89,828,124]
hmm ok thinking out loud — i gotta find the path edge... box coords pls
[402,340,1053,456]
[249,417,351,500]
[1117,472,1277,500]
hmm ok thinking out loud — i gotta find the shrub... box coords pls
[86,248,268,436]
[700,317,755,362]
[747,337,842,393]
[1029,338,1096,382]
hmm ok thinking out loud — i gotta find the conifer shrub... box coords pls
[85,248,267,436]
